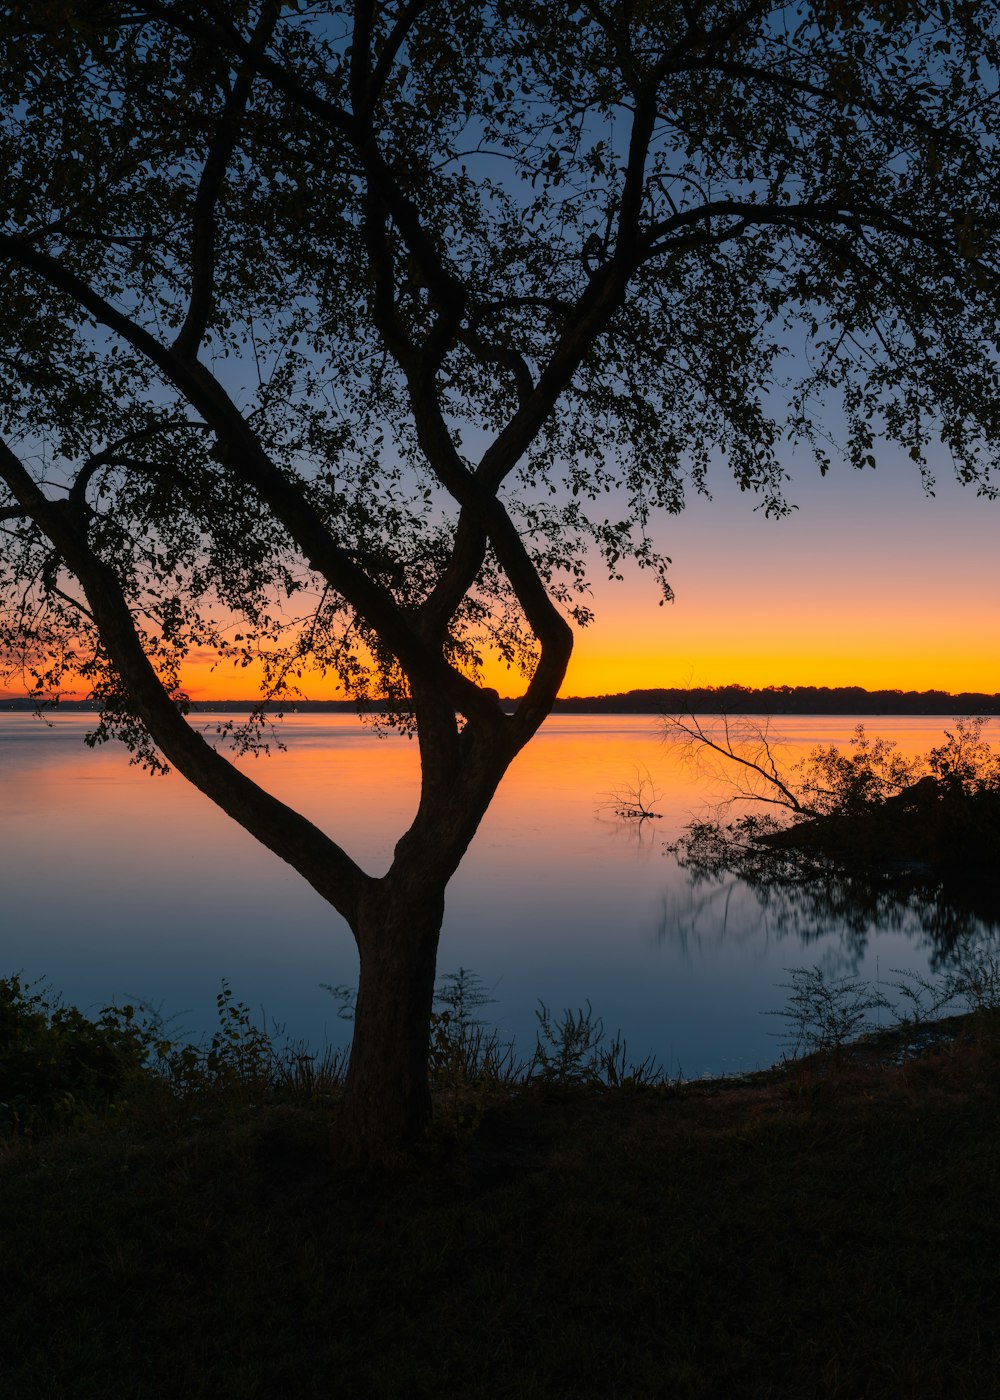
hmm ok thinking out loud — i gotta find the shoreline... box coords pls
[5,688,1000,716]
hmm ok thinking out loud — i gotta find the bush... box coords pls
[671,717,1000,880]
[769,967,890,1058]
[0,975,157,1134]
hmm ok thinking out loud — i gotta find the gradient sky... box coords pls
[554,448,1000,697]
[4,441,996,703]
[166,443,999,701]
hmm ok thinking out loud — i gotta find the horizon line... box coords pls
[5,681,1000,711]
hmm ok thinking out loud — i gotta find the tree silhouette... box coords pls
[2,1,999,1158]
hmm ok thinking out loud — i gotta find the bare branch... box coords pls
[598,767,664,822]
[663,712,809,814]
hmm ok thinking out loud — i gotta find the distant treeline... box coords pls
[4,686,999,716]
[550,686,1000,715]
[0,697,366,713]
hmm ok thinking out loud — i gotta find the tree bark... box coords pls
[334,880,445,1164]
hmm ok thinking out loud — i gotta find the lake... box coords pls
[2,710,994,1076]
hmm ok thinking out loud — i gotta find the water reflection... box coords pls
[4,710,994,1075]
[660,834,1000,978]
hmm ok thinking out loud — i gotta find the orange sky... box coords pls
[555,460,1000,696]
[5,450,998,702]
[183,453,1000,700]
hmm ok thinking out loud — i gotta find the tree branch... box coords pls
[454,320,534,405]
[0,436,372,922]
[693,58,984,152]
[664,712,808,813]
[151,2,467,326]
[366,0,434,113]
[0,230,494,720]
[67,421,214,511]
[173,0,282,361]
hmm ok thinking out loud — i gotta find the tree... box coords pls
[2,0,999,1159]
[664,713,1000,879]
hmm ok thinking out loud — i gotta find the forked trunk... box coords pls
[334,883,445,1164]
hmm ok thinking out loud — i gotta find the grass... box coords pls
[3,973,1000,1397]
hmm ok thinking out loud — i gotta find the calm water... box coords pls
[1,711,993,1076]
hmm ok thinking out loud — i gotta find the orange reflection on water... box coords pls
[1,710,991,1076]
[1,710,963,867]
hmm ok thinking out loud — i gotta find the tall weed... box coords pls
[772,941,1000,1060]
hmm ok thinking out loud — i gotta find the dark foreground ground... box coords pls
[5,1015,1000,1400]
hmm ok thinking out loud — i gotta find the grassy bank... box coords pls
[4,997,1000,1399]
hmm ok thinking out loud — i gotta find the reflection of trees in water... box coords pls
[594,768,665,856]
[658,843,1000,977]
[594,814,664,856]
[656,716,1000,976]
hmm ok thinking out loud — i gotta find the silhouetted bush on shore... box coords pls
[0,968,674,1141]
[670,717,1000,884]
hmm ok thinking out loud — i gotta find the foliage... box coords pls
[3,3,1000,763]
[789,717,1000,815]
[770,942,1000,1061]
[166,981,275,1091]
[1,962,676,1150]
[427,967,521,1086]
[796,726,921,815]
[947,943,1000,1013]
[530,999,665,1088]
[6,944,1000,1145]
[434,966,495,1024]
[884,966,954,1026]
[324,964,518,1083]
[7,997,1000,1399]
[928,720,1000,793]
[781,720,1000,874]
[769,966,891,1057]
[329,967,666,1090]
[531,1000,609,1083]
[0,974,352,1137]
[151,979,348,1103]
[559,685,1000,717]
[0,974,158,1133]
[668,717,1000,881]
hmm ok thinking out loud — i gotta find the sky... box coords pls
[553,449,1000,697]
[3,3,998,712]
[3,438,995,705]
[4,21,997,707]
[130,439,998,704]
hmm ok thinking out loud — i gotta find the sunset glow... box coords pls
[3,452,997,706]
[167,454,1000,702]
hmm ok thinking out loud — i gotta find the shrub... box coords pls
[769,967,891,1058]
[0,975,157,1134]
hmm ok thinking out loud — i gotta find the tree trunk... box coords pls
[334,881,445,1165]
